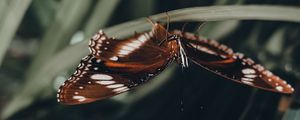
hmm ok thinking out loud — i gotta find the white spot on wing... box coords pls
[89,40,95,46]
[276,86,283,92]
[106,84,124,88]
[92,34,100,40]
[253,64,264,71]
[190,43,217,55]
[220,55,227,59]
[116,33,149,57]
[99,30,104,34]
[95,81,116,85]
[244,74,257,78]
[242,78,254,81]
[73,96,86,102]
[100,36,106,40]
[241,80,254,85]
[109,56,118,61]
[242,68,256,74]
[282,81,287,84]
[236,53,244,58]
[91,74,113,80]
[121,45,135,51]
[264,71,273,77]
[126,43,140,48]
[113,86,129,92]
[138,35,147,42]
[118,49,131,55]
[82,56,89,60]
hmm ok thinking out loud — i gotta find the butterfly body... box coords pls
[57,22,294,105]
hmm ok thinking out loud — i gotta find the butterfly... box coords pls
[57,21,294,105]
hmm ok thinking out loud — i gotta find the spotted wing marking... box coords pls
[179,31,294,93]
[89,30,108,55]
[57,55,131,104]
[196,38,234,57]
[115,31,154,57]
[234,53,294,93]
[88,30,155,62]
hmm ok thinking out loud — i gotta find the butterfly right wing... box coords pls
[176,31,294,93]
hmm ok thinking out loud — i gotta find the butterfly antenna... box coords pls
[147,16,158,40]
[146,17,155,26]
[181,22,188,33]
[195,22,207,33]
[158,12,171,46]
[165,12,170,41]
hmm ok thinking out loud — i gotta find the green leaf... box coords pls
[0,0,32,65]
[2,5,300,120]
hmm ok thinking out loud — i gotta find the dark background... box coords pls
[0,0,300,120]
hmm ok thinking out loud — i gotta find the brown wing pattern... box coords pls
[58,25,177,105]
[58,53,173,105]
[88,23,175,63]
[57,55,130,105]
[177,31,294,93]
[89,30,157,61]
[58,22,294,105]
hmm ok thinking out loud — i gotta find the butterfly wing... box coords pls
[176,31,294,93]
[88,23,174,63]
[58,27,177,105]
[58,53,172,105]
[89,30,156,62]
[58,55,130,105]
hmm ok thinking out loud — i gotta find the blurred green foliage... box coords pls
[0,0,300,120]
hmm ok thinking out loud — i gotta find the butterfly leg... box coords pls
[177,38,189,67]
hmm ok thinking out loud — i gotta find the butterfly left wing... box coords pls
[57,53,173,105]
[175,30,294,93]
[58,24,178,105]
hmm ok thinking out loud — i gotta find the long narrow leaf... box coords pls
[0,0,32,65]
